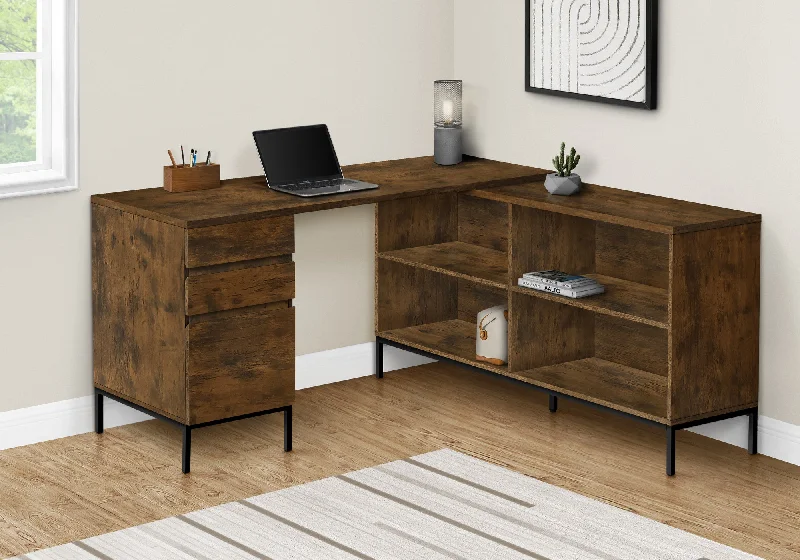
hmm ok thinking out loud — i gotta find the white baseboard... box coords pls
[2,344,799,469]
[0,394,153,451]
[295,342,433,390]
[690,415,800,466]
[0,343,432,451]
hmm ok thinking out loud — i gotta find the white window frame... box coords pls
[0,0,78,199]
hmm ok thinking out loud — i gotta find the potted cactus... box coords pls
[545,142,582,196]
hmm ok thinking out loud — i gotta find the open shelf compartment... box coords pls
[508,290,669,422]
[510,205,670,328]
[512,274,668,328]
[380,241,507,288]
[377,192,510,288]
[379,319,508,375]
[513,358,667,422]
[376,255,509,374]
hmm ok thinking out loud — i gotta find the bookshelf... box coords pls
[375,182,761,475]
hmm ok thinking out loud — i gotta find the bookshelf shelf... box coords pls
[379,241,507,289]
[513,358,668,423]
[378,319,508,376]
[512,274,669,328]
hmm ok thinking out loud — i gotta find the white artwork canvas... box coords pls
[526,0,657,109]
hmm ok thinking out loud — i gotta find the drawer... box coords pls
[185,262,295,316]
[186,307,295,424]
[186,216,294,268]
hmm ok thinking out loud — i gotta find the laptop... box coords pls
[253,125,379,197]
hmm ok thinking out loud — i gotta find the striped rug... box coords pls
[9,449,759,559]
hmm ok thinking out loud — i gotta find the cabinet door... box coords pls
[186,307,295,425]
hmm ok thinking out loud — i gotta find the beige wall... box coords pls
[454,0,800,425]
[0,0,454,412]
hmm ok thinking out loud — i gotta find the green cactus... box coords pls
[552,142,581,177]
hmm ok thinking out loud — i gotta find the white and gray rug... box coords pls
[8,449,759,559]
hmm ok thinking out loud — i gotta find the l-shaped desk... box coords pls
[91,156,761,475]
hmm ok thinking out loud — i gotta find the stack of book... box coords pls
[517,270,605,299]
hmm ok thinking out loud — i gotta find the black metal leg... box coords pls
[182,426,192,474]
[666,426,676,476]
[375,339,384,379]
[748,409,758,455]
[95,391,104,434]
[284,406,293,452]
[549,394,558,413]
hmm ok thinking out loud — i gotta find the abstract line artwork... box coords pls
[525,0,657,109]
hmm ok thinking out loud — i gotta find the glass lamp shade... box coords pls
[434,80,462,128]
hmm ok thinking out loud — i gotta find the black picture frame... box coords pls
[525,0,658,110]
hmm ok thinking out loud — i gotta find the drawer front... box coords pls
[186,262,295,316]
[187,307,295,424]
[187,216,294,268]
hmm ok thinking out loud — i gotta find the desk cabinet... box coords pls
[91,205,295,472]
[89,156,547,473]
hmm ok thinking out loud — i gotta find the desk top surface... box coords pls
[92,155,760,233]
[91,156,547,228]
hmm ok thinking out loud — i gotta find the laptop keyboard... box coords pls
[278,183,315,192]
[280,179,354,191]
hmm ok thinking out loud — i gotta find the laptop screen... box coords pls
[253,125,343,186]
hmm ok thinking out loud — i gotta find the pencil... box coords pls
[167,149,177,168]
[181,146,185,167]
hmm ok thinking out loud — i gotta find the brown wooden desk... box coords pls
[91,156,761,475]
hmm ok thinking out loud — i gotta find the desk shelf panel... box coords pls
[511,274,669,329]
[378,321,667,423]
[512,358,668,423]
[379,241,508,289]
[378,319,508,376]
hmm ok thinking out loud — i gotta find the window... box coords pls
[0,0,77,199]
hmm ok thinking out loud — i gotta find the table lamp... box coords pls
[434,80,462,165]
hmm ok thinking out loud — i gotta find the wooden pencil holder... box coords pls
[163,163,221,193]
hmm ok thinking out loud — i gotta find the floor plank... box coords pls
[0,362,798,558]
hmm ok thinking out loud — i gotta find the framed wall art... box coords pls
[525,0,658,109]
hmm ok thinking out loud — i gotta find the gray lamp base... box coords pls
[434,126,462,166]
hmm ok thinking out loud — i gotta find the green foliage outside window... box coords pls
[0,0,38,165]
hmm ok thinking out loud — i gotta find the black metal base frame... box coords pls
[94,389,292,474]
[375,337,758,476]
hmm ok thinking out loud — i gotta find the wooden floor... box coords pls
[1,362,799,559]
